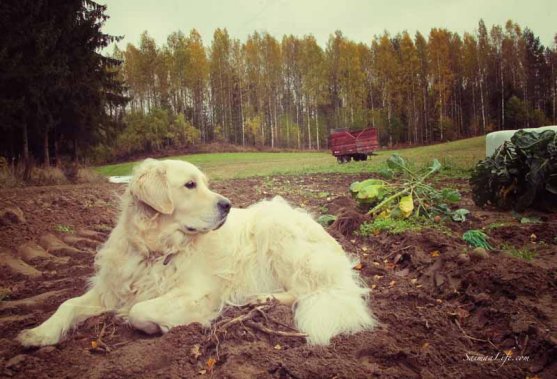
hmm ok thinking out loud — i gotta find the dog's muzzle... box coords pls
[217,199,231,217]
[213,216,228,230]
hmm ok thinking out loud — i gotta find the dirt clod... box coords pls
[0,207,25,226]
[61,235,100,249]
[16,242,56,262]
[0,250,42,278]
[38,233,81,255]
[457,253,471,263]
[76,229,106,242]
[5,354,26,369]
[470,247,489,259]
[330,207,367,236]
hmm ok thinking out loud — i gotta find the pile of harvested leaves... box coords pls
[470,129,557,211]
[350,154,469,222]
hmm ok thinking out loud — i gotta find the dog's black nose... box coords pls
[218,199,231,214]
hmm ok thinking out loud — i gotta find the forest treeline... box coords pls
[0,0,126,171]
[0,0,556,166]
[113,20,557,157]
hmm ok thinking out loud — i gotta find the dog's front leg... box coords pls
[17,288,106,347]
[128,290,218,334]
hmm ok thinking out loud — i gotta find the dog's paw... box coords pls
[248,292,296,306]
[247,294,274,305]
[17,327,61,347]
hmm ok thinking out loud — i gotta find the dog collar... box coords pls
[163,253,176,265]
[144,250,175,265]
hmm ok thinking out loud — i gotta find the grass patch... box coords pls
[358,217,425,235]
[54,224,74,234]
[96,136,485,180]
[29,166,69,186]
[74,167,108,184]
[1,165,106,188]
[501,243,537,261]
[485,221,514,230]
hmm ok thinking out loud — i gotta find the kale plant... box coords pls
[470,130,557,211]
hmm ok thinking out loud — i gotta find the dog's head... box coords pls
[129,158,231,234]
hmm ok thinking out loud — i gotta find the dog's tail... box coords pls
[294,275,376,345]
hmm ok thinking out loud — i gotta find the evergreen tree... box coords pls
[0,0,127,167]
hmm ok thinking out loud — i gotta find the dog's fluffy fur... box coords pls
[17,159,375,346]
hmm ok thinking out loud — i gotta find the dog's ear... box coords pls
[130,159,174,215]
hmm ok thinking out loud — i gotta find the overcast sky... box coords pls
[101,0,556,50]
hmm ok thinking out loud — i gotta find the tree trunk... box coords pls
[54,136,60,167]
[306,98,312,149]
[500,60,505,129]
[273,98,278,147]
[286,103,290,147]
[227,75,234,143]
[268,100,274,148]
[73,138,78,163]
[370,83,375,127]
[524,84,529,128]
[239,84,245,146]
[551,60,557,125]
[43,129,50,166]
[437,56,443,141]
[479,76,487,133]
[22,122,31,179]
[315,106,320,150]
[387,102,393,147]
[472,81,477,135]
[296,103,300,149]
[411,78,417,144]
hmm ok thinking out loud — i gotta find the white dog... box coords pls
[17,158,375,346]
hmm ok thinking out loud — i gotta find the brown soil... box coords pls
[1,174,556,378]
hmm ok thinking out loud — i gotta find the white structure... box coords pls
[108,176,132,184]
[485,125,557,157]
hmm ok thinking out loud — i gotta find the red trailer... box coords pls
[329,128,380,163]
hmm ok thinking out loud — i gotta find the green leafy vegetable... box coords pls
[470,129,557,211]
[350,179,390,204]
[378,167,395,179]
[350,154,466,222]
[519,216,542,224]
[451,209,470,222]
[440,188,461,203]
[317,214,337,227]
[386,154,410,173]
[462,230,492,250]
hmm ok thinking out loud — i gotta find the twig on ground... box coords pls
[213,304,270,331]
[245,320,308,338]
[385,245,413,260]
[454,319,498,350]
[255,307,300,332]
[520,335,529,356]
[90,322,111,353]
[211,302,306,342]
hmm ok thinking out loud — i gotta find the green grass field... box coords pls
[96,136,485,180]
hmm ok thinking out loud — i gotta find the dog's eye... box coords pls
[184,181,196,189]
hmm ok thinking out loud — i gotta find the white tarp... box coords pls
[108,175,132,184]
[485,125,557,157]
